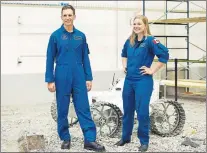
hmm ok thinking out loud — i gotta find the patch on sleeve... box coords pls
[153,38,160,44]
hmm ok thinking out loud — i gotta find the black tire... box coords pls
[150,100,186,137]
[50,100,79,127]
[90,102,123,138]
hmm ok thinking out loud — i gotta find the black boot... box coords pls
[84,141,106,152]
[61,140,71,149]
[115,139,130,146]
[138,144,148,152]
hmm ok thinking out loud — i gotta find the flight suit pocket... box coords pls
[74,43,83,63]
[126,47,134,57]
[64,44,69,51]
[134,47,147,56]
[74,42,83,52]
[55,65,67,80]
[77,63,85,80]
[56,45,69,63]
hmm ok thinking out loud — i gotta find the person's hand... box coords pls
[140,66,154,75]
[86,81,92,91]
[47,82,56,92]
[123,67,127,74]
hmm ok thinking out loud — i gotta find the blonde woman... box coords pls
[115,15,169,152]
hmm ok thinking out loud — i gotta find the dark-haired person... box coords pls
[115,15,169,152]
[45,5,105,152]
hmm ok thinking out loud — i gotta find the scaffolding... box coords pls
[143,0,206,99]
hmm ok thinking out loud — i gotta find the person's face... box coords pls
[61,9,76,26]
[133,18,146,35]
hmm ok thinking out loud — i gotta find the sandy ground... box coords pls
[1,97,206,152]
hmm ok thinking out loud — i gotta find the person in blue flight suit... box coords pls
[115,15,169,152]
[45,5,105,152]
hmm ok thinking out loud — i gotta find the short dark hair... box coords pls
[61,5,75,15]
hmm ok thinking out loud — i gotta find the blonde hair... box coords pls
[129,15,152,46]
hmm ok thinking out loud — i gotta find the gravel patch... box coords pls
[1,98,206,152]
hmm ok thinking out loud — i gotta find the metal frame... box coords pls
[143,0,206,101]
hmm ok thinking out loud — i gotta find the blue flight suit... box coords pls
[45,24,96,142]
[121,36,169,145]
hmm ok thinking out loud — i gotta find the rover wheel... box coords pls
[50,100,78,127]
[90,102,123,138]
[150,100,186,137]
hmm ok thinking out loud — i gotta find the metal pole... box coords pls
[187,0,190,92]
[165,0,168,80]
[143,0,145,15]
[175,58,178,102]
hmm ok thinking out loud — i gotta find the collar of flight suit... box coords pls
[60,24,78,34]
[134,35,147,48]
[135,35,147,44]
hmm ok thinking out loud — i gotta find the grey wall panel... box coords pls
[1,71,125,105]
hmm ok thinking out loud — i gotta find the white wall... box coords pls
[1,1,141,74]
[1,1,206,74]
[1,1,206,104]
